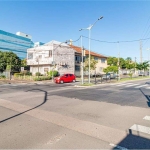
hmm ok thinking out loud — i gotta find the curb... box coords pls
[74,77,150,88]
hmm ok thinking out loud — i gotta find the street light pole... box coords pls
[79,16,103,83]
[147,48,150,77]
[81,35,84,85]
[89,27,91,83]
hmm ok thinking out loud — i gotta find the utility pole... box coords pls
[81,35,84,85]
[135,57,136,75]
[147,48,150,77]
[140,41,143,63]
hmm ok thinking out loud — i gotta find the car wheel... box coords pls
[72,79,76,83]
[60,80,64,84]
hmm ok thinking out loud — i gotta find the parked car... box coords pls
[54,73,76,84]
[102,73,118,80]
[138,72,147,76]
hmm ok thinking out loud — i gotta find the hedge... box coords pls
[0,75,6,79]
[34,76,52,81]
[48,70,58,77]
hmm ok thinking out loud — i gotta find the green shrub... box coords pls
[34,76,52,81]
[14,73,24,77]
[48,70,58,77]
[25,71,32,76]
[0,75,6,79]
[35,72,41,76]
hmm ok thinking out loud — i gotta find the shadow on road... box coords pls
[0,89,47,123]
[112,129,150,149]
[139,88,150,107]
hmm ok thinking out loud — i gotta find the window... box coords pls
[49,50,52,57]
[94,57,99,61]
[75,56,81,63]
[70,74,73,76]
[75,65,80,71]
[28,53,33,59]
[39,55,42,59]
[101,58,105,63]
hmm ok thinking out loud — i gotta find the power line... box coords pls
[141,15,150,39]
[82,35,150,43]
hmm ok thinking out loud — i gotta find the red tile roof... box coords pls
[69,45,107,58]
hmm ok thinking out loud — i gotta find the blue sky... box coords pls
[0,1,150,62]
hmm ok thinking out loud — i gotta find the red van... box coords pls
[54,73,76,84]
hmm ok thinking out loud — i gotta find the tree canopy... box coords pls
[0,51,21,72]
[136,61,149,71]
[84,55,98,71]
[103,66,118,73]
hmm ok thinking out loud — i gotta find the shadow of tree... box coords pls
[0,89,47,123]
[139,88,150,107]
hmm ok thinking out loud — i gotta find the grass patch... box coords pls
[118,76,150,82]
[80,82,94,86]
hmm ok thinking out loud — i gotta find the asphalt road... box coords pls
[0,79,150,149]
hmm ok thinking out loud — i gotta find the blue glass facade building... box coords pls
[0,30,34,59]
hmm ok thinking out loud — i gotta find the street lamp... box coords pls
[79,16,103,83]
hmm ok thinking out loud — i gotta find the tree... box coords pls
[119,58,126,69]
[125,62,135,70]
[103,66,118,73]
[0,51,21,72]
[21,58,30,70]
[107,57,126,69]
[136,61,149,71]
[107,57,118,66]
[84,55,98,72]
[0,51,6,72]
[126,57,132,62]
[21,59,27,67]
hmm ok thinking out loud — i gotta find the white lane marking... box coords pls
[125,84,139,87]
[145,87,150,89]
[134,84,148,88]
[109,143,128,150]
[130,124,150,134]
[116,83,133,86]
[143,116,150,121]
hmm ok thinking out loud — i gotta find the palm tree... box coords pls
[136,61,149,75]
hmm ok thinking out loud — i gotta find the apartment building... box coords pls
[27,40,107,76]
[69,45,108,76]
[27,40,75,75]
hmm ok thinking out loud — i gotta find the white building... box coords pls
[27,40,75,75]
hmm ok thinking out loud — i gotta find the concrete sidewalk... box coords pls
[0,79,55,85]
